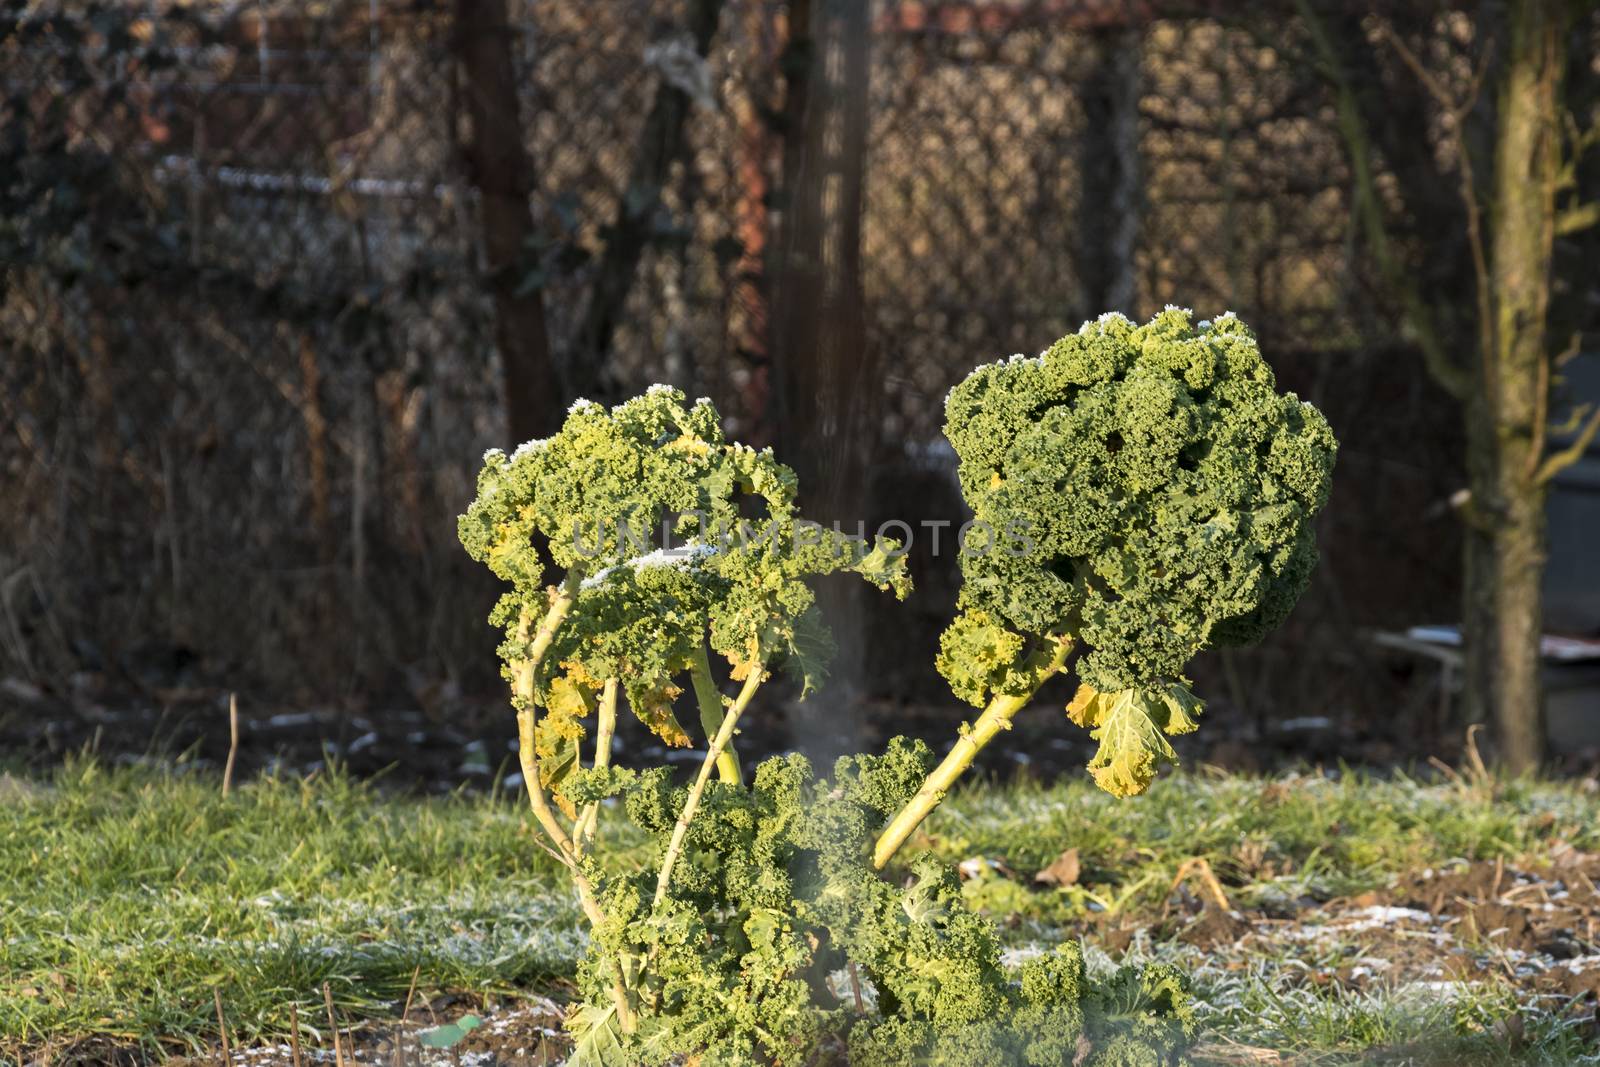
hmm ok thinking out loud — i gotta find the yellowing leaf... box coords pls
[726,636,764,682]
[488,526,521,566]
[1065,683,1103,728]
[536,726,584,816]
[1084,690,1174,798]
[1071,685,1205,799]
[562,659,603,690]
[544,669,599,727]
[664,433,712,459]
[1154,682,1203,734]
[539,666,597,816]
[628,676,692,748]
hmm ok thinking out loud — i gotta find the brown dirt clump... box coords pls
[1176,906,1253,949]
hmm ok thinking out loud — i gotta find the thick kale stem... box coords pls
[512,703,592,904]
[689,640,742,784]
[575,677,619,850]
[511,579,639,1035]
[509,577,590,885]
[873,636,1073,869]
[527,570,579,666]
[652,666,764,908]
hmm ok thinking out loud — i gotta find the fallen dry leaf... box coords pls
[1035,847,1081,887]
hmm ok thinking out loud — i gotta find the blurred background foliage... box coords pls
[1,0,1597,775]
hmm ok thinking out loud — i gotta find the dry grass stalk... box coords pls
[289,1002,305,1067]
[324,982,346,1067]
[213,989,230,1066]
[222,693,239,798]
[1170,857,1232,913]
[395,964,421,1067]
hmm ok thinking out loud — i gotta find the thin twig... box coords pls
[396,965,420,1067]
[214,989,230,1066]
[1554,331,1583,369]
[401,964,420,1021]
[1464,724,1492,789]
[1536,405,1600,485]
[1427,754,1467,790]
[1378,21,1487,116]
[1170,857,1233,913]
[1556,200,1600,235]
[1294,0,1468,398]
[324,983,346,1067]
[222,693,240,798]
[288,1003,304,1067]
[530,835,568,867]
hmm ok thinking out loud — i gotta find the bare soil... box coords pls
[1155,846,1600,1047]
[159,997,573,1067]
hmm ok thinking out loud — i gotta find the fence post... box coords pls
[769,0,875,757]
[454,0,564,441]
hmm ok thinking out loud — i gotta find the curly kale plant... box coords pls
[561,740,1195,1066]
[460,317,1331,1063]
[874,309,1335,865]
[459,387,907,1035]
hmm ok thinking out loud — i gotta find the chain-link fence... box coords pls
[2,0,1489,749]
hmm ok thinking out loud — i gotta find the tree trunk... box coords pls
[1459,396,1498,732]
[1302,0,1571,772]
[1471,0,1564,773]
[454,0,564,443]
[1489,464,1549,772]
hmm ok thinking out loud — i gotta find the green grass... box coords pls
[0,761,591,1058]
[2,759,1597,1062]
[936,767,1599,905]
[1190,963,1598,1066]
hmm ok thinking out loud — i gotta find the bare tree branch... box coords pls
[1376,21,1498,384]
[1296,0,1471,398]
[1304,7,1470,324]
[1536,405,1600,485]
[1555,200,1600,234]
